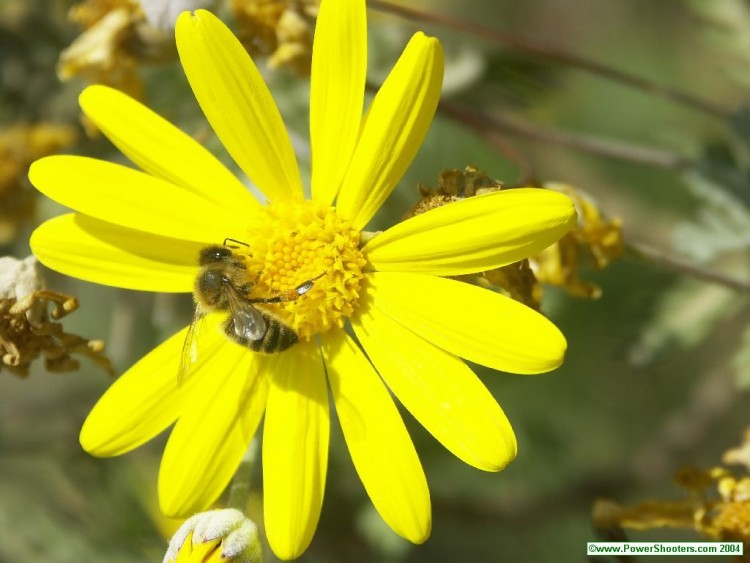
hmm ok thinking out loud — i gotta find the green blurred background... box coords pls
[3,0,750,561]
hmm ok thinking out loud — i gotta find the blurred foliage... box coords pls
[688,0,750,91]
[0,123,77,242]
[3,0,750,562]
[480,52,559,109]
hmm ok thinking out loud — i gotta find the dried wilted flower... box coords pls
[59,0,174,100]
[410,170,624,307]
[0,124,77,244]
[412,165,504,208]
[534,183,624,299]
[480,260,541,311]
[0,255,114,377]
[410,167,543,308]
[593,431,750,560]
[230,0,318,73]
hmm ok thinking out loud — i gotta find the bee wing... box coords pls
[226,286,267,341]
[178,305,205,384]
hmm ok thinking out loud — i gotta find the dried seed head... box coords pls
[0,256,114,377]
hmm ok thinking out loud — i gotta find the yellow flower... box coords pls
[29,2,576,559]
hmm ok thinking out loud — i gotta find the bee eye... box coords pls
[199,246,232,265]
[198,269,223,297]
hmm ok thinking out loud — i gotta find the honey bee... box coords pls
[178,240,320,381]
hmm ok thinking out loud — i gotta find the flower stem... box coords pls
[227,439,259,511]
[368,0,728,118]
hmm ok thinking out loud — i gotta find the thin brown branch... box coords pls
[368,0,728,118]
[439,100,693,170]
[626,240,750,293]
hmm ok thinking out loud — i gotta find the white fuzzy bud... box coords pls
[163,509,262,563]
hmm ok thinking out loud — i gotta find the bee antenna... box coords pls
[223,238,250,248]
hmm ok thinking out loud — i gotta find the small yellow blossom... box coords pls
[593,430,750,559]
[534,183,624,299]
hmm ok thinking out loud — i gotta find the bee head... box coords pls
[199,245,233,266]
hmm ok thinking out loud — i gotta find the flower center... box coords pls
[237,199,366,342]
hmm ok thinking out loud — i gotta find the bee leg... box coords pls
[250,272,326,304]
[293,279,315,296]
[290,272,326,296]
[250,294,293,304]
[236,271,263,296]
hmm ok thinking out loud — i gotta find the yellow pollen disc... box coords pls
[238,200,366,341]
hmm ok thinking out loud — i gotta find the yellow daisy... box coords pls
[28,1,576,559]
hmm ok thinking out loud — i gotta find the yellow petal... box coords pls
[366,272,567,374]
[336,33,443,229]
[353,308,516,471]
[80,316,224,457]
[159,340,268,517]
[31,214,199,292]
[29,156,249,244]
[365,188,577,276]
[322,329,431,543]
[309,0,366,205]
[263,342,329,560]
[175,10,302,203]
[79,85,259,212]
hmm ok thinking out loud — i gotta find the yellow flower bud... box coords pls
[163,509,261,563]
